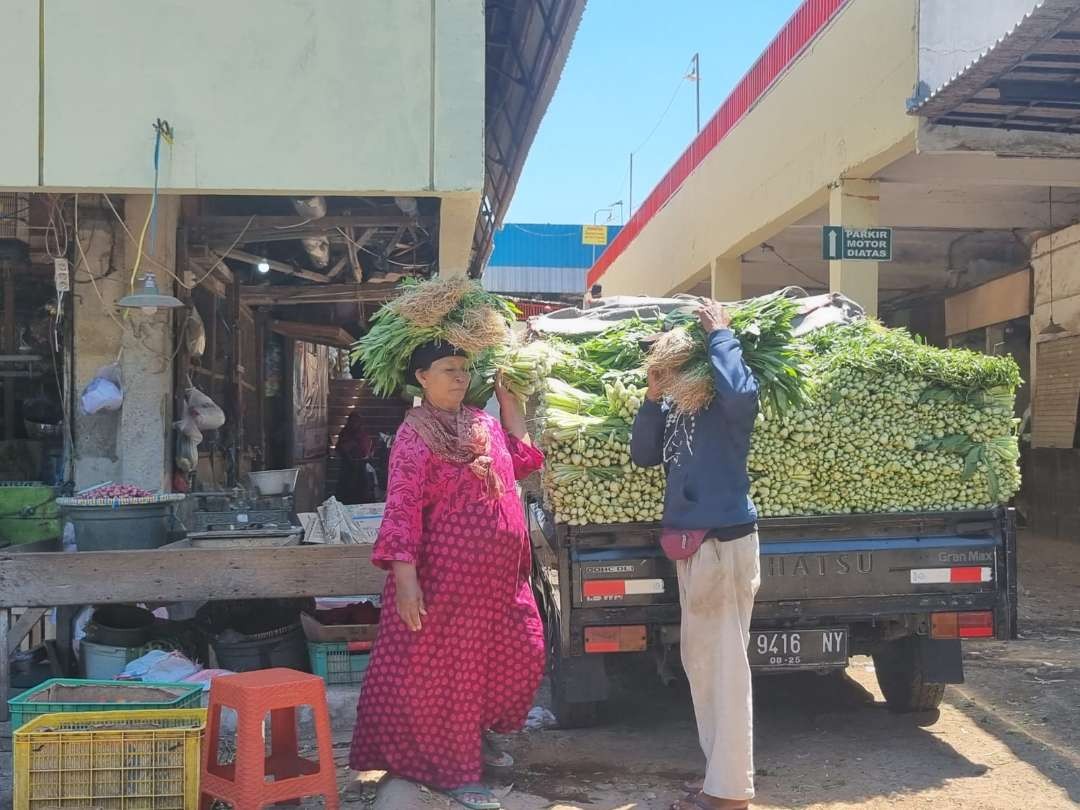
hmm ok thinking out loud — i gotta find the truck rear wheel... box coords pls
[873,637,946,713]
[546,614,603,728]
[551,679,600,729]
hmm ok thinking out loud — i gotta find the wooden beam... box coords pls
[217,248,329,284]
[270,320,356,349]
[240,281,401,306]
[346,227,364,282]
[191,255,234,285]
[2,269,15,439]
[194,214,428,230]
[325,254,350,281]
[191,367,256,393]
[1,609,8,718]
[0,545,384,607]
[254,309,268,467]
[227,279,242,487]
[6,608,47,655]
[195,214,434,246]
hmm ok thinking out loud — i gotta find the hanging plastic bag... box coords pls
[185,307,206,359]
[175,386,225,436]
[176,430,200,472]
[80,363,123,414]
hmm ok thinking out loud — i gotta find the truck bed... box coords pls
[531,503,1018,643]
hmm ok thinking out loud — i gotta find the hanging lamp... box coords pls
[1040,186,1066,336]
[117,272,184,314]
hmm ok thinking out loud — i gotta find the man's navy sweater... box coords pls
[631,328,759,531]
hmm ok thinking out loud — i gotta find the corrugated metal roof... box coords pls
[911,0,1080,130]
[482,264,587,294]
[488,223,622,269]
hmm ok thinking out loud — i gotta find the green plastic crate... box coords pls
[6,678,203,730]
[307,642,371,685]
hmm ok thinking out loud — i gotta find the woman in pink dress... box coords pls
[350,340,546,810]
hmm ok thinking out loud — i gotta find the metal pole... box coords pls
[693,52,701,132]
[629,153,634,215]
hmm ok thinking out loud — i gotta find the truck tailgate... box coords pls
[759,534,998,602]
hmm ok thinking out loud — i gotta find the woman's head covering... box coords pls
[407,339,468,379]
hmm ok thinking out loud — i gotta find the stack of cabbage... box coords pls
[748,322,1021,516]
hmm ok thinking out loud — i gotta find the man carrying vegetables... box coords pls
[631,301,761,810]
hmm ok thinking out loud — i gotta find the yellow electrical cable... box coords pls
[128,198,153,293]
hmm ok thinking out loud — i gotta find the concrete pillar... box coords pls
[710,257,743,302]
[828,178,879,318]
[119,195,179,491]
[437,192,482,277]
[72,207,123,489]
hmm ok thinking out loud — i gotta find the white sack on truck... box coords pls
[530,287,864,339]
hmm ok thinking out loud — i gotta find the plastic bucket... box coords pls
[61,502,174,551]
[211,624,309,672]
[81,640,144,680]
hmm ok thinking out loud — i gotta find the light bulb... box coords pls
[257,259,271,274]
[140,306,159,315]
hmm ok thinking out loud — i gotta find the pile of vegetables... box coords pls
[352,276,519,398]
[529,326,665,525]
[748,322,1021,515]
[647,293,810,417]
[524,300,1021,524]
[537,379,665,525]
[79,483,153,499]
[357,279,1022,521]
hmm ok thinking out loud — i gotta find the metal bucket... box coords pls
[61,502,175,551]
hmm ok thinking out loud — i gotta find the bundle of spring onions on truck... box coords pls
[517,290,1021,726]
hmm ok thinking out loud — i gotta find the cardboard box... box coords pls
[301,611,379,644]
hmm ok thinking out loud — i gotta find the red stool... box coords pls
[200,668,339,810]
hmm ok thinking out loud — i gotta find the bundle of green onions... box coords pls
[647,293,810,417]
[527,302,1021,523]
[351,277,519,398]
[534,357,658,524]
[747,322,1021,516]
[465,341,562,407]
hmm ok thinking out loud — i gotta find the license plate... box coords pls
[749,628,848,669]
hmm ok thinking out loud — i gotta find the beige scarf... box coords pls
[404,401,504,500]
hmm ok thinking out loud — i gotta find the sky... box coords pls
[506,1,804,227]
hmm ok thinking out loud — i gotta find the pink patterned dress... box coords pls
[350,408,547,789]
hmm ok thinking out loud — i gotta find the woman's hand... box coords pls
[496,373,530,442]
[645,367,664,402]
[392,562,426,631]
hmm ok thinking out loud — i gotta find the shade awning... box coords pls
[912,0,1080,133]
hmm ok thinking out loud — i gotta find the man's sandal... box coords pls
[448,783,502,810]
[671,793,749,810]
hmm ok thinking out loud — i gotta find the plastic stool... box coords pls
[200,668,339,810]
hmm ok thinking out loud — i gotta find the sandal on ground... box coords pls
[671,792,749,810]
[447,783,502,810]
[482,734,514,768]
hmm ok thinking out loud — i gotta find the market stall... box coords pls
[0,543,384,720]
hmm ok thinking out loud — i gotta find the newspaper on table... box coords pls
[299,496,384,545]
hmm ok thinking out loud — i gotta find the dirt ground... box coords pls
[2,530,1077,809]
[358,530,1080,810]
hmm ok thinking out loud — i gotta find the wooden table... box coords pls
[0,543,384,721]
